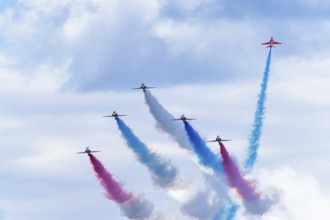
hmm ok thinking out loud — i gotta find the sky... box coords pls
[0,0,330,219]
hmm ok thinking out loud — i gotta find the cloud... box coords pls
[1,0,329,92]
[0,0,164,91]
[253,167,330,220]
[0,73,329,219]
[0,1,330,219]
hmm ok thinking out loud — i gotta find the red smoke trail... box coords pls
[220,143,278,215]
[89,153,133,204]
[219,142,260,203]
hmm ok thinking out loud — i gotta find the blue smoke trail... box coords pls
[225,204,239,220]
[183,121,223,174]
[144,91,238,219]
[245,49,272,171]
[212,203,239,220]
[115,117,178,188]
[183,122,240,219]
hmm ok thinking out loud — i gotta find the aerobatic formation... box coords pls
[79,38,281,219]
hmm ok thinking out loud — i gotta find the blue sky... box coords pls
[0,0,330,219]
[0,0,15,12]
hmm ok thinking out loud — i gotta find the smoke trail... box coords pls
[181,190,224,220]
[119,197,155,220]
[220,142,276,215]
[245,49,272,171]
[89,153,133,203]
[143,90,238,219]
[184,121,223,174]
[181,173,234,220]
[89,153,154,219]
[183,122,240,219]
[144,90,191,150]
[115,117,178,188]
[224,204,239,220]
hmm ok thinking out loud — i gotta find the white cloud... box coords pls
[0,0,329,91]
[0,75,329,219]
[0,1,330,219]
[255,167,330,220]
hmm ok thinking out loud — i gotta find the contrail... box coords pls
[115,117,178,188]
[183,121,223,174]
[88,153,154,219]
[245,49,272,171]
[220,142,276,215]
[143,91,237,219]
[89,153,133,203]
[144,90,191,150]
[181,173,237,220]
[183,122,240,219]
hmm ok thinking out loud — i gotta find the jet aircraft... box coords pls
[206,135,231,143]
[103,111,127,118]
[173,114,196,121]
[132,83,156,92]
[76,147,101,155]
[262,37,282,48]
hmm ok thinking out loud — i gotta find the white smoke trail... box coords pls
[181,174,234,220]
[144,90,191,150]
[120,197,154,220]
[143,91,238,219]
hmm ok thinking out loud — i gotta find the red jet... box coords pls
[262,37,282,48]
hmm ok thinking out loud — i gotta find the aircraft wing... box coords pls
[206,140,217,142]
[89,150,101,153]
[136,87,156,89]
[261,42,271,45]
[103,115,127,117]
[76,152,86,154]
[131,87,156,89]
[221,139,232,141]
[172,118,196,120]
[272,41,281,44]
